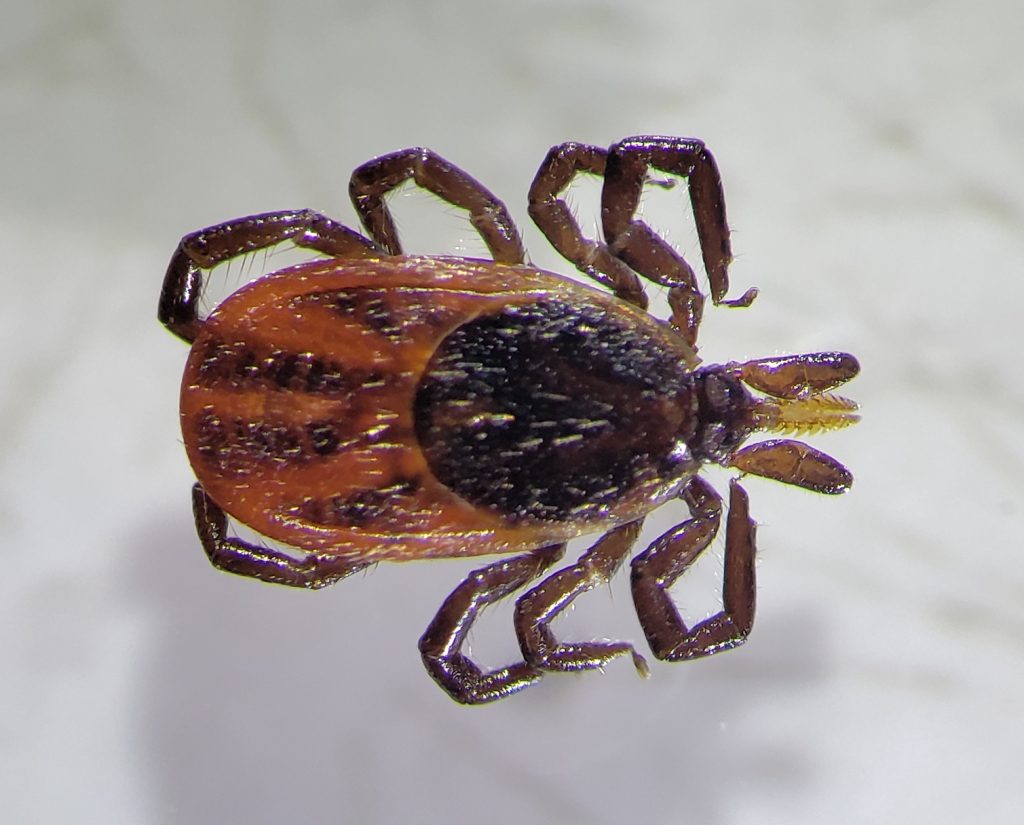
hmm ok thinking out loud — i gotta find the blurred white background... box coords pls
[2,1,1022,823]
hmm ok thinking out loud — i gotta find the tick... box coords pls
[159,136,859,704]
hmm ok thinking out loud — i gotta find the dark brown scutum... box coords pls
[415,299,695,523]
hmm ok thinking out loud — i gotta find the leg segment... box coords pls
[159,209,380,342]
[192,484,370,589]
[527,142,648,308]
[349,148,526,264]
[602,136,755,303]
[631,478,756,660]
[419,545,565,705]
[514,520,649,676]
[602,136,758,349]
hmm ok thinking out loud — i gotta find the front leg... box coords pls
[418,545,565,705]
[602,136,758,349]
[631,478,756,660]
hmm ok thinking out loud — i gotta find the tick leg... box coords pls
[528,142,648,308]
[191,484,370,589]
[514,520,649,676]
[159,209,380,342]
[603,136,758,349]
[631,478,756,660]
[419,545,565,705]
[350,148,526,264]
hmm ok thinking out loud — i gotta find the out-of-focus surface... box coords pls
[2,2,1022,823]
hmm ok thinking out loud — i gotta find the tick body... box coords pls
[161,137,859,704]
[182,257,695,561]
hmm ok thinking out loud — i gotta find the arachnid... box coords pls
[160,136,859,704]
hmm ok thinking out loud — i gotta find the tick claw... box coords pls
[631,649,651,679]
